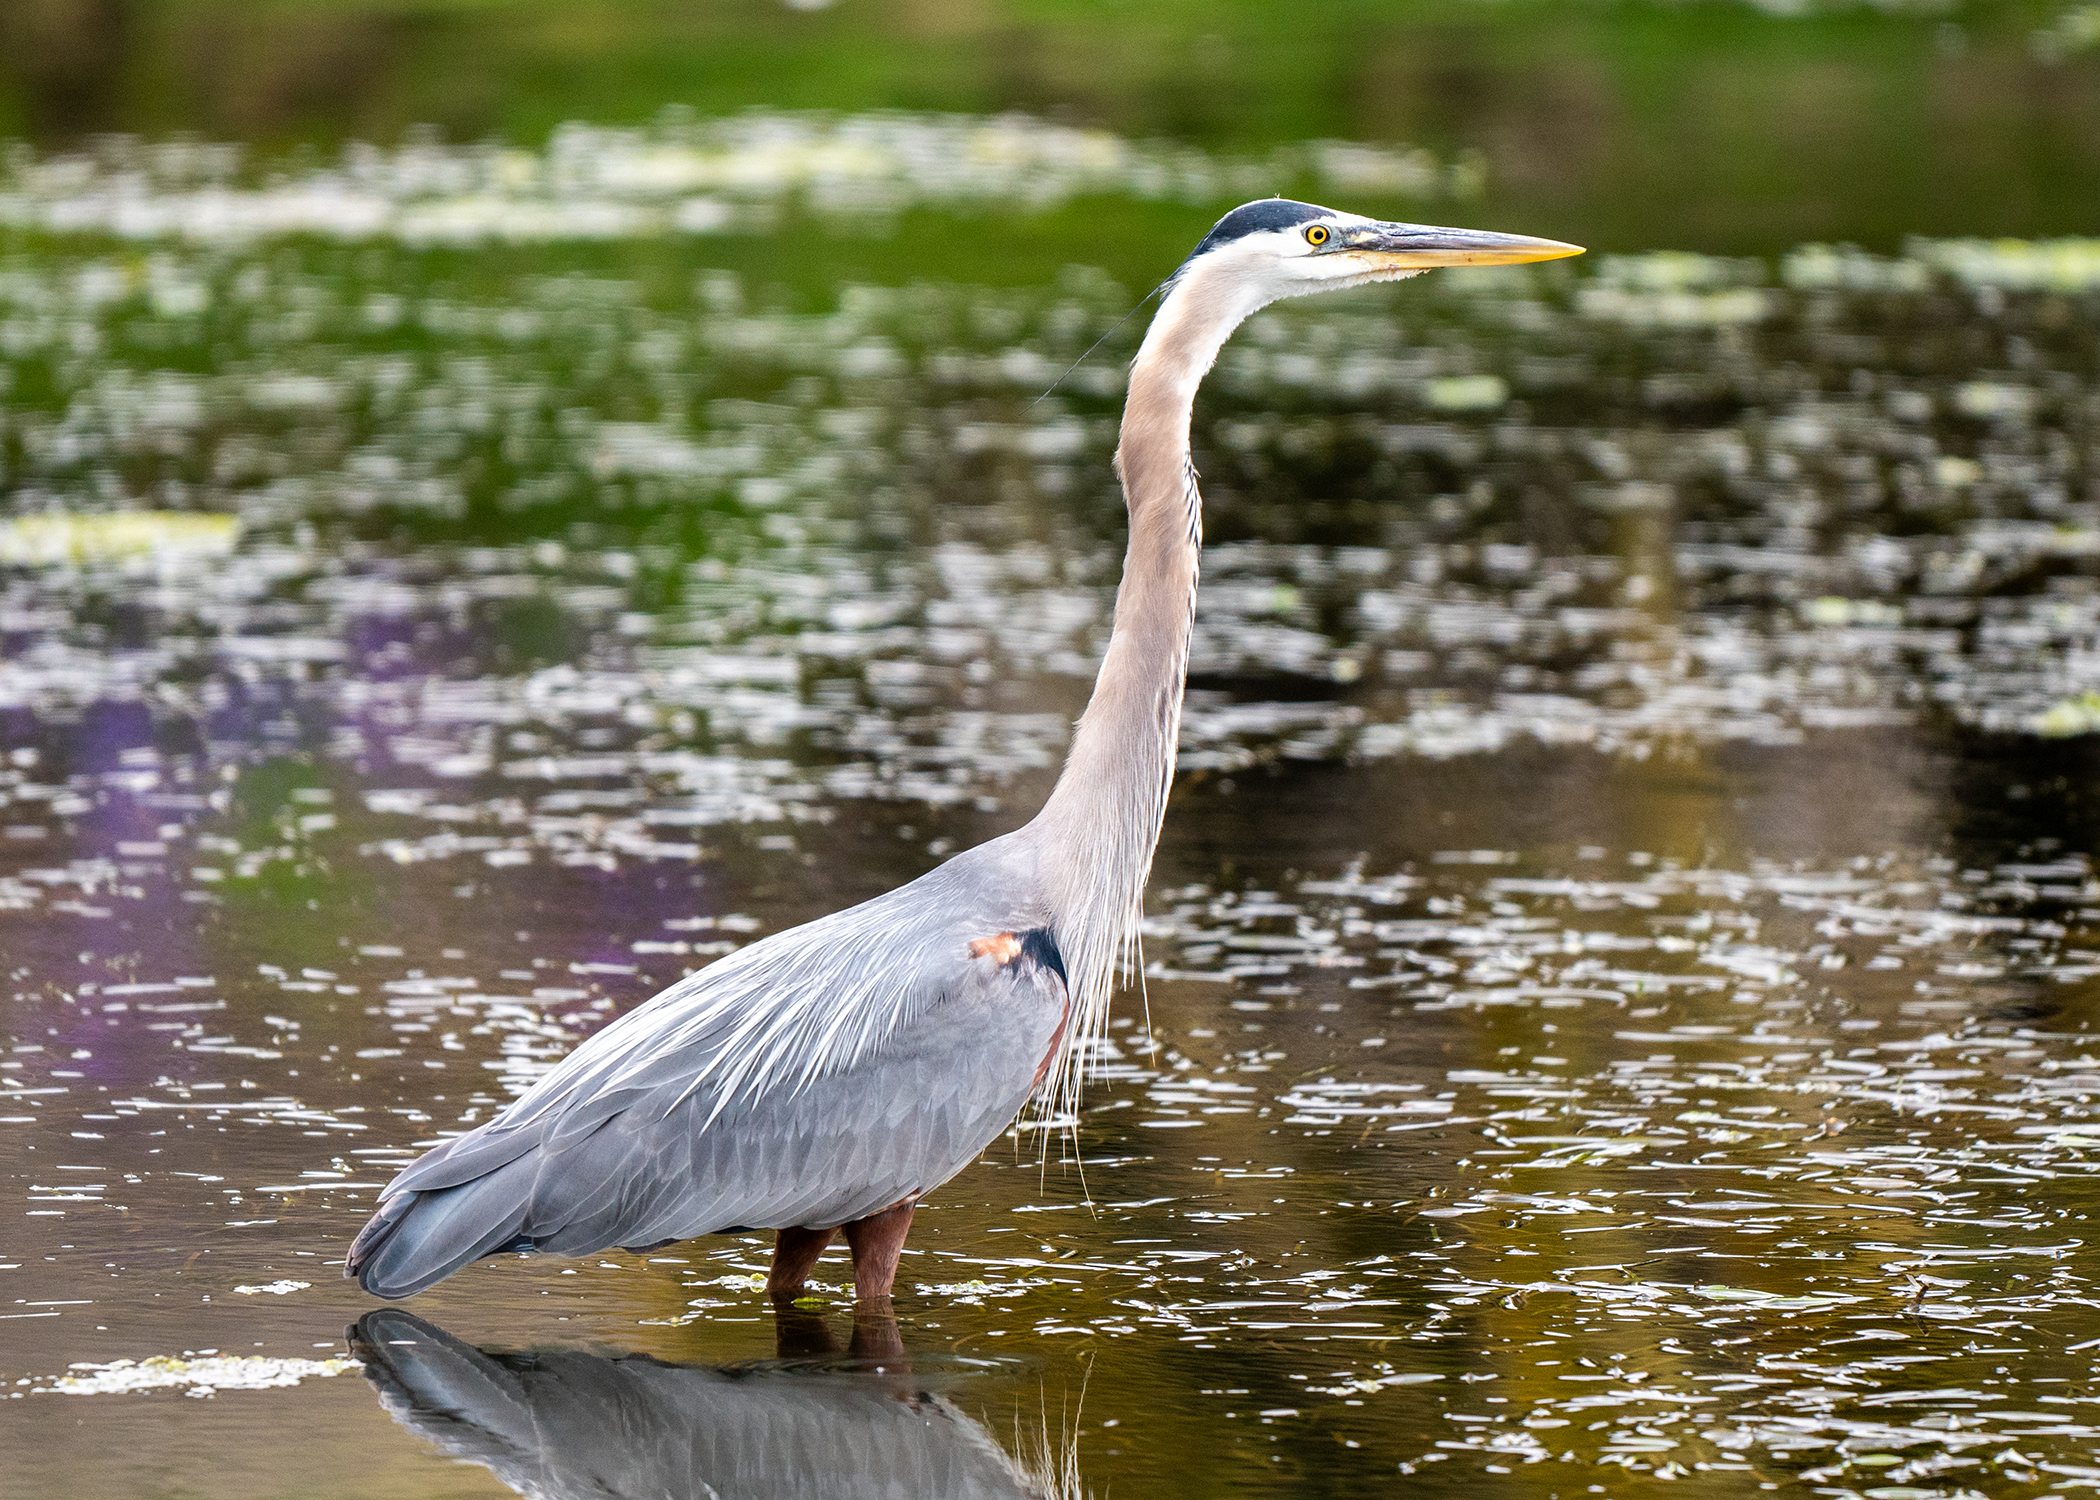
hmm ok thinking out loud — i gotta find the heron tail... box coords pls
[345,1156,538,1299]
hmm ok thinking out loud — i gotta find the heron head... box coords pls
[1176,198,1582,309]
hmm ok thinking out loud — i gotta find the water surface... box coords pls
[4,118,2100,1498]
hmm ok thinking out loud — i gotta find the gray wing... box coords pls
[349,835,1068,1296]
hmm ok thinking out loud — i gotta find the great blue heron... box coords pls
[346,199,1581,1303]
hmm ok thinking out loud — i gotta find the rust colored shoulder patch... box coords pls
[969,932,1024,964]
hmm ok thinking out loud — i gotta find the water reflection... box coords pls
[351,1308,1064,1500]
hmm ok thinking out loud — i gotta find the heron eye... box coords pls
[1305,225,1331,246]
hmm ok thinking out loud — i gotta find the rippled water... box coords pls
[4,116,2100,1498]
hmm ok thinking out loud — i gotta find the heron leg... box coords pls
[841,1198,916,1301]
[767,1224,836,1296]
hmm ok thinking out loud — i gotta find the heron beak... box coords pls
[1345,222,1585,269]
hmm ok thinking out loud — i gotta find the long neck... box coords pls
[1030,264,1261,1110]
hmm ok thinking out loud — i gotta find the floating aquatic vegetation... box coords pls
[0,512,237,568]
[0,112,1478,248]
[49,1354,358,1396]
[1918,236,2100,293]
[1420,374,1507,411]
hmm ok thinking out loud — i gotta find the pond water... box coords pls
[4,116,2100,1498]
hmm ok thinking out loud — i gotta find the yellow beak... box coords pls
[1343,222,1585,268]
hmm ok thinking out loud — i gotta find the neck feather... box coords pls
[1028,262,1262,1115]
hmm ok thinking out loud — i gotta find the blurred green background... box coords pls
[4,0,2100,252]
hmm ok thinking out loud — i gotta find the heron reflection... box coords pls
[350,1308,1074,1499]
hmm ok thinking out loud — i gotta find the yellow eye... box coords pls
[1306,225,1330,246]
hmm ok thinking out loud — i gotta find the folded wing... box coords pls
[348,843,1067,1298]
